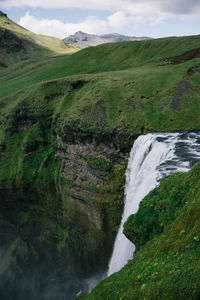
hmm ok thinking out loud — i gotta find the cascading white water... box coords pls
[107,131,200,276]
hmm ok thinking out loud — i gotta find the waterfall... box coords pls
[107,131,200,276]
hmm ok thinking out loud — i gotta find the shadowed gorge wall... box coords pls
[0,85,127,298]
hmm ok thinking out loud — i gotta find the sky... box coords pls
[1,0,200,39]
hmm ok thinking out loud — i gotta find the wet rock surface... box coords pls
[56,135,126,230]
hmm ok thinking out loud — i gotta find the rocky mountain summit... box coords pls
[63,31,151,47]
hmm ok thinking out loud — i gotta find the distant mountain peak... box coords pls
[63,31,151,48]
[75,31,85,34]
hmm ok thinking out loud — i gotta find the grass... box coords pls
[1,61,200,144]
[0,32,200,142]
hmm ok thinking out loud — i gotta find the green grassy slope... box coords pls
[81,162,200,300]
[0,11,78,68]
[0,26,48,67]
[1,34,200,96]
[1,37,200,143]
[1,12,200,140]
[0,11,78,54]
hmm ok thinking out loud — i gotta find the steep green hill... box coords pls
[1,36,200,142]
[1,33,200,96]
[0,11,78,68]
[80,162,200,300]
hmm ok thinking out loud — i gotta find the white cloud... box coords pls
[2,0,200,16]
[7,1,200,38]
[107,11,146,30]
[19,9,164,39]
[19,11,109,38]
[108,11,127,29]
[18,6,171,39]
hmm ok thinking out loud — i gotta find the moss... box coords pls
[87,156,113,172]
[98,164,127,230]
[82,195,96,204]
[56,225,69,252]
[123,172,188,248]
[84,182,100,193]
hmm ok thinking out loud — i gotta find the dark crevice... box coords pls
[167,48,200,65]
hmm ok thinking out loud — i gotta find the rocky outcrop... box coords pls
[56,134,127,230]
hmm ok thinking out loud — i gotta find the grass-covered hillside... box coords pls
[81,161,200,300]
[1,32,200,137]
[0,11,78,68]
[0,13,200,298]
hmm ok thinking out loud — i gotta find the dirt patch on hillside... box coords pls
[171,81,192,111]
[168,48,200,64]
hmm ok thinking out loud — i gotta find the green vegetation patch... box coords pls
[87,156,113,172]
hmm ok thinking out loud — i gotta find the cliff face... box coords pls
[0,91,127,297]
[56,135,126,229]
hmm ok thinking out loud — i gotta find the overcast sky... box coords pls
[1,0,200,39]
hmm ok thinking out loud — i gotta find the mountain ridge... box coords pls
[63,30,151,47]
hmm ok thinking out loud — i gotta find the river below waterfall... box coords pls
[108,131,200,276]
